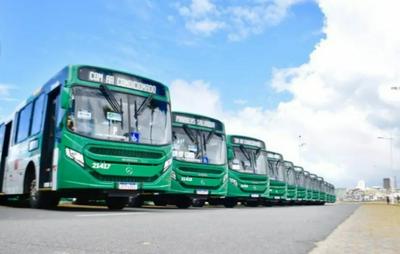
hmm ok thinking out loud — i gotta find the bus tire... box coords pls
[0,195,7,205]
[223,198,237,208]
[175,198,192,209]
[27,175,59,209]
[106,197,128,210]
[192,199,205,208]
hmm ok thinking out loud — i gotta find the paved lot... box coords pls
[311,203,400,254]
[0,203,358,254]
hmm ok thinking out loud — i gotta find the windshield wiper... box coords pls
[182,125,204,159]
[99,84,123,113]
[239,145,252,161]
[135,94,154,118]
[182,125,197,144]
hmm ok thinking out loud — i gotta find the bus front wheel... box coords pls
[223,198,237,208]
[106,197,128,210]
[29,179,59,209]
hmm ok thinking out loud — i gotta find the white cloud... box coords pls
[0,84,16,102]
[234,99,248,105]
[169,79,223,118]
[177,0,305,40]
[171,0,400,187]
[185,19,225,36]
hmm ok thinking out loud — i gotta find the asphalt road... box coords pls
[0,203,359,254]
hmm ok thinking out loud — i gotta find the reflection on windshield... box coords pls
[287,168,296,185]
[230,147,268,174]
[67,86,171,145]
[267,159,286,181]
[172,127,226,165]
[295,172,305,187]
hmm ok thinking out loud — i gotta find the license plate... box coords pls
[251,194,260,198]
[196,190,209,195]
[274,196,280,199]
[118,182,138,190]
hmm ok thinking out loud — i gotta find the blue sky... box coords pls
[0,0,324,119]
[1,0,399,187]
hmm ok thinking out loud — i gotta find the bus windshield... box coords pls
[67,86,171,145]
[296,172,305,187]
[172,127,226,165]
[268,159,286,181]
[230,147,268,175]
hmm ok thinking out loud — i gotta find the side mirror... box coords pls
[60,87,71,109]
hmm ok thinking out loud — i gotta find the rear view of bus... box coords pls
[284,161,296,204]
[266,151,287,204]
[152,112,227,208]
[293,166,306,204]
[224,135,269,208]
[0,65,172,209]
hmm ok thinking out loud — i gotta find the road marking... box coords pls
[76,212,145,217]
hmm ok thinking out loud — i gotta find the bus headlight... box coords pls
[65,148,85,167]
[163,158,173,172]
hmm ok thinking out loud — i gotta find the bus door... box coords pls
[39,87,60,188]
[0,122,12,192]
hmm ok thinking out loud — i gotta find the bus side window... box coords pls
[30,94,45,135]
[15,103,33,143]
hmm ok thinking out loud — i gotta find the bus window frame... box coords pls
[30,93,46,137]
[14,93,46,146]
[14,102,34,144]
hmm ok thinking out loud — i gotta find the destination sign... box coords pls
[232,137,265,149]
[175,114,216,129]
[79,67,163,95]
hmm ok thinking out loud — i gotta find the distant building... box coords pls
[383,177,397,191]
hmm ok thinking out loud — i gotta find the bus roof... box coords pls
[227,135,266,149]
[293,166,304,173]
[283,160,294,168]
[266,150,283,160]
[70,65,169,96]
[172,111,225,132]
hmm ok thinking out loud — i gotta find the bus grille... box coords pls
[90,171,159,183]
[179,167,224,175]
[239,175,267,183]
[88,147,163,159]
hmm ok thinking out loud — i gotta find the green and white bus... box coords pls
[0,65,172,209]
[309,174,319,203]
[266,151,287,204]
[317,177,326,205]
[328,183,336,203]
[284,161,296,203]
[224,135,269,208]
[137,112,228,208]
[303,171,313,204]
[293,166,306,204]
